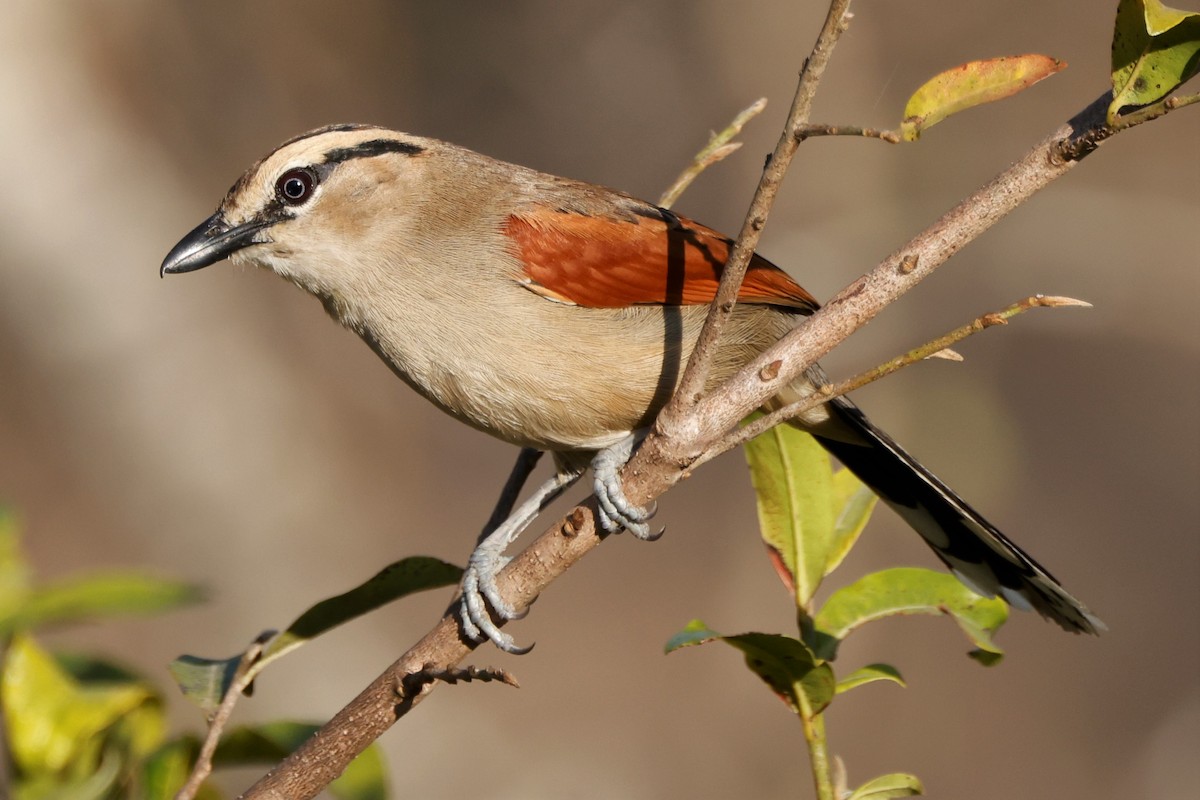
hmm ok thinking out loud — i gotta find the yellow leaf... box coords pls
[901,55,1066,141]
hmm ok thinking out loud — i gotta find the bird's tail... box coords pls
[808,396,1104,634]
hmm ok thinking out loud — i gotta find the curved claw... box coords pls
[592,434,658,537]
[458,464,582,653]
[459,569,486,642]
[595,486,652,538]
[640,524,667,542]
[472,551,517,619]
[460,565,534,655]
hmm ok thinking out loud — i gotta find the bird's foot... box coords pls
[459,467,581,654]
[592,432,663,541]
[461,539,530,655]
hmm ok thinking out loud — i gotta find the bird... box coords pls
[161,123,1103,651]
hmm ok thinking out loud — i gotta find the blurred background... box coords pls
[1,1,1196,797]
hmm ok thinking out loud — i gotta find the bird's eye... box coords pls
[275,168,317,205]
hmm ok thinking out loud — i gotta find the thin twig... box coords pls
[698,294,1091,466]
[177,636,269,800]
[397,663,520,698]
[1059,91,1197,161]
[658,98,768,209]
[795,123,901,143]
[662,0,855,417]
[1110,91,1200,132]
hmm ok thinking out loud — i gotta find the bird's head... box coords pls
[160,124,432,296]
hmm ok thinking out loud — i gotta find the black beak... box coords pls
[160,212,270,277]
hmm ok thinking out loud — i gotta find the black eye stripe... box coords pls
[322,138,423,165]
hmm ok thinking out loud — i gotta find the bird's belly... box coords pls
[361,299,799,456]
[412,354,652,454]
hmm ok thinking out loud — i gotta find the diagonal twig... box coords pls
[177,634,270,800]
[697,294,1092,466]
[658,97,768,210]
[661,0,856,419]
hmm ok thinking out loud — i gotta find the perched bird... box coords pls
[161,124,1103,651]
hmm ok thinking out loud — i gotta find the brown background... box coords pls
[1,1,1197,797]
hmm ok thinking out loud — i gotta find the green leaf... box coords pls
[848,772,925,799]
[835,663,906,695]
[67,748,124,799]
[263,556,461,661]
[13,748,124,800]
[168,654,241,715]
[900,55,1065,141]
[141,738,201,800]
[171,556,462,711]
[967,648,1005,667]
[56,651,148,684]
[666,621,834,714]
[725,632,835,714]
[825,472,879,575]
[812,568,1007,662]
[664,618,723,653]
[0,573,202,637]
[214,723,387,800]
[214,721,314,761]
[1110,0,1200,121]
[743,421,837,606]
[3,632,163,774]
[1143,0,1196,34]
[0,512,199,636]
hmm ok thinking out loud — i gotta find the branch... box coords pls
[663,0,855,416]
[658,97,768,210]
[702,294,1091,465]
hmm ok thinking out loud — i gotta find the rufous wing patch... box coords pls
[505,206,817,313]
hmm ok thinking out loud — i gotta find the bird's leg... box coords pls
[461,458,584,654]
[592,431,663,541]
[475,448,544,547]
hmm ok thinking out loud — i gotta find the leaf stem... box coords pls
[799,697,835,800]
